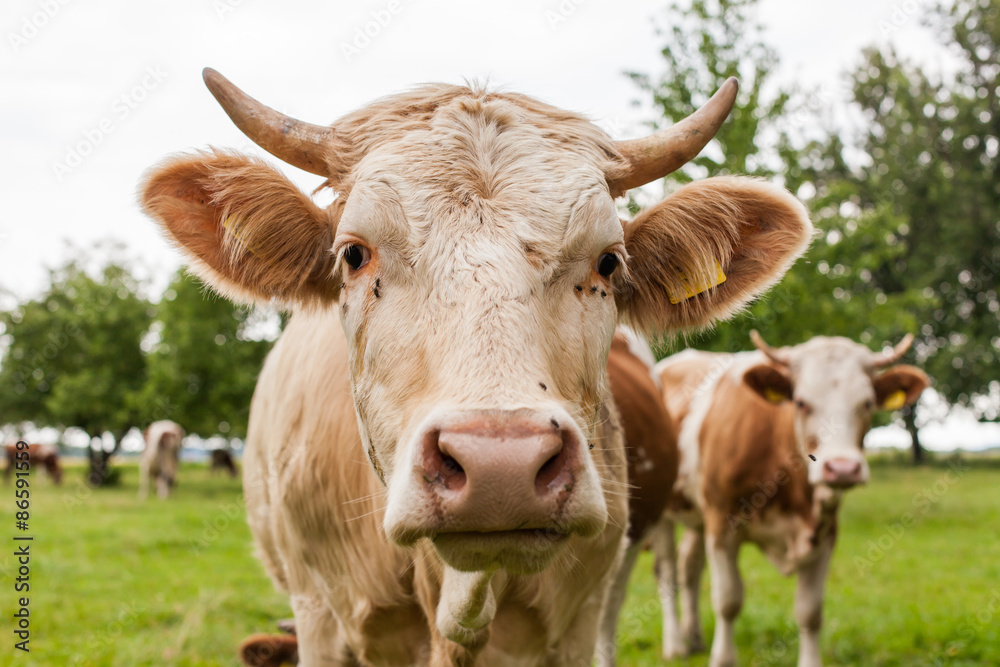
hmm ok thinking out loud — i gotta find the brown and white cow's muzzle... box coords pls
[809,448,869,489]
[383,406,608,572]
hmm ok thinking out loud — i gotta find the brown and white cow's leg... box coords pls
[706,532,743,667]
[595,539,642,667]
[155,474,170,499]
[649,517,683,659]
[795,534,835,667]
[678,526,707,655]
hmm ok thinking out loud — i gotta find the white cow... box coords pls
[138,420,184,500]
[141,70,813,665]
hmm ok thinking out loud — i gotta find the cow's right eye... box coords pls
[343,245,371,271]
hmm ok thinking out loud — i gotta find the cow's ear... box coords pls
[619,176,812,333]
[140,150,341,306]
[873,365,929,410]
[743,364,793,405]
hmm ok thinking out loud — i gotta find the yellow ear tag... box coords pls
[666,259,727,305]
[764,387,786,404]
[882,390,907,411]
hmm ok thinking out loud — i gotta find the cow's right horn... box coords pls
[751,330,791,366]
[609,77,738,197]
[203,68,338,177]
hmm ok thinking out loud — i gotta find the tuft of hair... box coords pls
[139,149,341,308]
[620,176,813,335]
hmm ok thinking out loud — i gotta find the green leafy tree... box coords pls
[0,250,152,484]
[140,270,274,440]
[631,0,933,458]
[814,0,1000,459]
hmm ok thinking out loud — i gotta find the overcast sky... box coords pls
[2,0,952,302]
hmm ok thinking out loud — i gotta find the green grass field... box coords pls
[1,458,998,666]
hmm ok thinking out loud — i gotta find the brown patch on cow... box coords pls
[238,633,299,667]
[607,334,679,542]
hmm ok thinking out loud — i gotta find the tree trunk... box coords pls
[904,409,924,465]
[87,433,124,487]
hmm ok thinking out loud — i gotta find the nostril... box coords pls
[441,454,464,476]
[422,429,467,491]
[534,433,573,494]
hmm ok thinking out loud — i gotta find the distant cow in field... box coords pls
[4,443,63,485]
[139,421,185,500]
[636,332,928,667]
[210,449,239,477]
[141,68,813,664]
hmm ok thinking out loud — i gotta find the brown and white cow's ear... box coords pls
[140,149,341,307]
[743,363,794,405]
[873,365,930,410]
[618,176,813,333]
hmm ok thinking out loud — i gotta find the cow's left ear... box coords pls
[873,365,930,410]
[743,364,793,405]
[619,176,812,333]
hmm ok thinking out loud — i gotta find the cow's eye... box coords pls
[863,398,875,411]
[343,245,371,271]
[595,253,619,278]
[794,399,811,414]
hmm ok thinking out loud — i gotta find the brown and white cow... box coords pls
[139,420,185,500]
[140,69,812,665]
[4,443,63,485]
[643,332,928,667]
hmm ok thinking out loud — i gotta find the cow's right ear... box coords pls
[140,150,341,306]
[743,364,793,405]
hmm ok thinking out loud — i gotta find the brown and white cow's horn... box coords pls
[750,330,791,366]
[203,68,336,176]
[609,77,739,196]
[870,333,914,368]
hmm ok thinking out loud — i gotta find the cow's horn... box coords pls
[750,330,791,366]
[871,333,914,368]
[203,68,336,177]
[609,77,738,196]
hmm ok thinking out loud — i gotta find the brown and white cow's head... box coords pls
[141,70,812,573]
[743,332,929,489]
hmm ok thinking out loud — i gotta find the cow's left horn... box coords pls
[750,330,790,366]
[870,334,914,368]
[203,68,337,177]
[609,77,738,196]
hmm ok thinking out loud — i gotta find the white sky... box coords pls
[4,0,992,450]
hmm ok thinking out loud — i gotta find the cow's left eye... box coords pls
[595,253,619,278]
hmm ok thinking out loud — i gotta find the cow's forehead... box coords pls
[339,88,624,262]
[789,337,875,396]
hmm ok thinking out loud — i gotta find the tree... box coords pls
[0,249,153,484]
[140,270,274,440]
[814,0,1000,459]
[630,0,933,458]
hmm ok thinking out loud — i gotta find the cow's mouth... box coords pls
[431,528,570,574]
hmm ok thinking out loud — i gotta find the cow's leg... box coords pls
[678,526,706,654]
[138,464,149,500]
[156,475,170,499]
[595,538,642,667]
[706,532,742,667]
[650,517,682,659]
[290,593,351,666]
[795,535,834,667]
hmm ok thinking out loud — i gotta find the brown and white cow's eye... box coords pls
[595,253,620,278]
[794,399,811,414]
[343,244,371,271]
